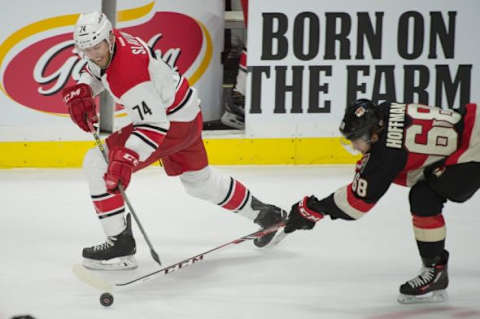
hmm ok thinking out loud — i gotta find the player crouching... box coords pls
[284,99,480,304]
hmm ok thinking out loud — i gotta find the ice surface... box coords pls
[1,165,479,319]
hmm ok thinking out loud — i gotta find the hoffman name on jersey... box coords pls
[386,103,406,149]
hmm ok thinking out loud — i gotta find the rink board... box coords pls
[0,136,359,168]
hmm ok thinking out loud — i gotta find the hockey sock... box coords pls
[412,214,446,259]
[217,178,252,217]
[91,192,126,236]
[234,49,247,95]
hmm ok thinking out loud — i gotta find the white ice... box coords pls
[1,165,479,319]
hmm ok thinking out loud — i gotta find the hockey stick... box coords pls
[90,126,162,266]
[73,221,286,291]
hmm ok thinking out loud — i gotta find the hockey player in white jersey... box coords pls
[62,12,286,270]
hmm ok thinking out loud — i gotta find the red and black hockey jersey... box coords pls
[316,102,480,220]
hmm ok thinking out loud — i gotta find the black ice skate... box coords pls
[221,89,245,129]
[82,214,137,270]
[252,197,287,248]
[397,250,449,304]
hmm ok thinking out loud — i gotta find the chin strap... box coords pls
[104,39,116,69]
[107,33,115,54]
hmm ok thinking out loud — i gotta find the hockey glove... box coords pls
[284,196,324,233]
[104,148,140,194]
[62,83,98,132]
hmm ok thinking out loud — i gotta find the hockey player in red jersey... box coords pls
[284,99,480,304]
[61,12,286,270]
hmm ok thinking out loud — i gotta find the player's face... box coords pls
[82,40,111,69]
[350,137,371,154]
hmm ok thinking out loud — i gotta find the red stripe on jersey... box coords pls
[240,0,249,26]
[445,103,476,166]
[346,183,375,213]
[239,50,247,69]
[167,77,189,113]
[93,194,124,213]
[393,153,428,186]
[222,180,248,210]
[133,127,166,147]
[412,215,445,229]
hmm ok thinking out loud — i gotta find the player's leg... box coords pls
[177,164,286,247]
[397,161,480,301]
[221,48,247,129]
[235,0,248,98]
[240,0,248,26]
[221,0,248,129]
[426,161,480,203]
[160,118,286,247]
[398,180,448,304]
[400,160,480,303]
[81,126,137,270]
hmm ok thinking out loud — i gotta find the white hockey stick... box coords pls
[73,221,287,291]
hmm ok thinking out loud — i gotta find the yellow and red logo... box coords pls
[0,2,212,116]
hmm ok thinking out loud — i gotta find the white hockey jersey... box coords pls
[78,29,201,161]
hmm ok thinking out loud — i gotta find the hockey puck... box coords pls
[100,292,114,307]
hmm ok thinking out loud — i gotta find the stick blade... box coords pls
[150,249,162,266]
[72,264,113,292]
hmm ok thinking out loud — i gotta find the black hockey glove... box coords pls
[284,196,324,234]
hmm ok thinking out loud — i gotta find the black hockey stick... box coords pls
[90,126,162,266]
[117,221,287,287]
[72,221,287,291]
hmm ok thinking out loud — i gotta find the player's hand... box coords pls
[62,83,98,132]
[104,148,140,194]
[284,196,324,233]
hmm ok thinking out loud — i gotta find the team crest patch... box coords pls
[355,106,366,117]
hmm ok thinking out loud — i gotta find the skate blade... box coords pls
[221,112,244,129]
[72,264,113,292]
[254,228,288,248]
[82,255,138,271]
[269,229,288,246]
[397,290,448,304]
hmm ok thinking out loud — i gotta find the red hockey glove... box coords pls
[284,196,324,233]
[62,83,98,132]
[104,148,140,194]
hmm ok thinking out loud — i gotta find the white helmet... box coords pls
[74,12,113,51]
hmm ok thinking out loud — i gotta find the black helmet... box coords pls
[339,99,383,141]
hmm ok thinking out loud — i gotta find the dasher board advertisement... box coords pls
[246,0,480,138]
[0,0,223,141]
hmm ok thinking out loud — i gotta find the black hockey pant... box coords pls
[409,161,480,259]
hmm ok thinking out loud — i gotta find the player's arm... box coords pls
[78,63,105,96]
[61,64,105,132]
[285,150,406,233]
[103,81,170,194]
